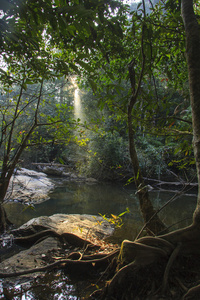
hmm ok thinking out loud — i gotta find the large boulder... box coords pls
[12,213,114,240]
[35,163,98,183]
[6,168,54,204]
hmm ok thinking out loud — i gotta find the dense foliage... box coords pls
[0,0,196,184]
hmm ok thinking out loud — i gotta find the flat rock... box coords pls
[0,237,58,278]
[0,214,115,279]
[13,213,114,241]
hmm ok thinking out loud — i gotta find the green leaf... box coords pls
[77,60,94,73]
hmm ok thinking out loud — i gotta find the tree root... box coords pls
[175,277,188,293]
[94,224,200,300]
[183,284,200,300]
[0,229,99,249]
[3,223,200,299]
[0,227,119,283]
[0,249,119,278]
[161,242,182,294]
[119,236,174,266]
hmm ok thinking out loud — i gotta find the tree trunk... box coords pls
[182,0,200,225]
[128,105,167,234]
[128,58,166,235]
[0,168,15,233]
[0,204,11,233]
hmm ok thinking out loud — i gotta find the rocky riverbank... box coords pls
[5,167,98,205]
[5,168,55,204]
[0,214,116,284]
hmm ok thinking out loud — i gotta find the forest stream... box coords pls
[0,181,198,299]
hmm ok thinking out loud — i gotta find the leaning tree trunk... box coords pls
[182,0,200,226]
[128,103,167,235]
[128,58,166,235]
[0,173,12,233]
[0,174,13,233]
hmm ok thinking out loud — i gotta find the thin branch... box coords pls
[36,120,64,127]
[148,0,155,12]
[34,80,43,125]
[135,28,146,100]
[2,95,41,133]
[7,81,44,178]
[142,0,146,17]
[152,115,192,125]
[6,81,24,157]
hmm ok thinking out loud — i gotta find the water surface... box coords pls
[5,181,197,241]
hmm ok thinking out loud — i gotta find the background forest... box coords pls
[2,73,194,182]
[0,0,196,184]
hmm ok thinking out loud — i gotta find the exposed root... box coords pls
[137,236,175,253]
[0,229,99,249]
[183,284,200,300]
[161,243,182,293]
[2,223,200,299]
[93,224,200,299]
[0,249,119,278]
[175,277,188,293]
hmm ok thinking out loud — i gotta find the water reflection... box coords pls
[0,272,85,300]
[4,181,197,241]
